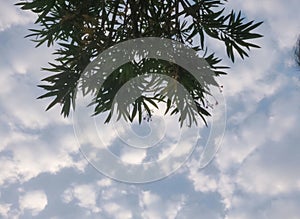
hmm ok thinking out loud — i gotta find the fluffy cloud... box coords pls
[62,181,138,218]
[236,132,300,196]
[227,0,300,49]
[187,168,218,193]
[0,24,87,187]
[139,190,186,219]
[62,184,101,213]
[0,1,36,31]
[0,203,11,218]
[103,202,132,219]
[185,1,300,217]
[19,190,48,216]
[0,126,86,186]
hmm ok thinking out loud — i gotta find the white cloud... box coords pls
[62,184,101,213]
[220,38,280,99]
[140,191,164,219]
[228,0,300,49]
[0,10,87,189]
[215,76,299,172]
[0,1,36,31]
[97,178,112,187]
[0,28,69,130]
[0,128,86,186]
[62,181,143,218]
[236,141,300,196]
[212,86,300,212]
[19,190,47,216]
[216,174,235,210]
[187,168,218,193]
[0,203,11,218]
[120,147,147,164]
[223,87,300,196]
[103,202,132,219]
[139,190,186,219]
[213,81,300,217]
[0,67,15,95]
[0,71,71,129]
[72,184,101,213]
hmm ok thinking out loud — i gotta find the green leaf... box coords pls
[17,0,263,127]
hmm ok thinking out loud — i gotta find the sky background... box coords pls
[1,0,300,218]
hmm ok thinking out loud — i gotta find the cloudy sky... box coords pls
[1,0,300,218]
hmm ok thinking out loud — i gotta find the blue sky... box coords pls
[0,0,300,218]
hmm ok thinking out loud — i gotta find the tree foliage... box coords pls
[16,0,263,126]
[295,36,300,67]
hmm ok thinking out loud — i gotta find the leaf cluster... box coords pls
[295,36,300,67]
[16,0,263,126]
